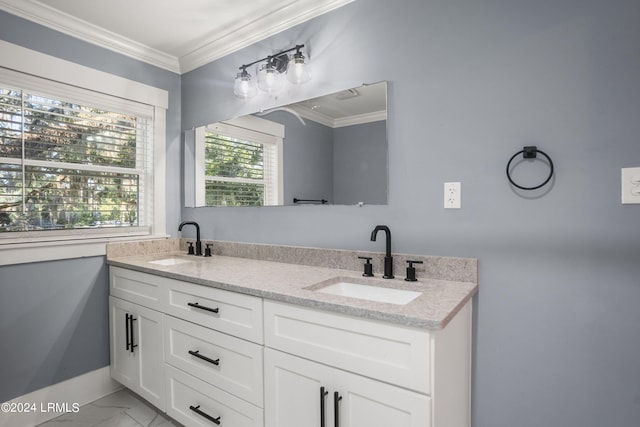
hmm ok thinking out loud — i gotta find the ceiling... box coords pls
[289,82,387,128]
[0,0,354,74]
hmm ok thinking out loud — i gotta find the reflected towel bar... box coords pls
[293,198,328,204]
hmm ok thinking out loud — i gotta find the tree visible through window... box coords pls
[0,86,149,232]
[204,122,281,207]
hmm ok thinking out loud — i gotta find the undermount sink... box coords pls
[311,278,422,305]
[148,257,194,266]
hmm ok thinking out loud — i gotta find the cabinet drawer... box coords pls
[164,279,263,344]
[110,267,163,310]
[165,364,263,427]
[264,301,431,394]
[164,315,263,407]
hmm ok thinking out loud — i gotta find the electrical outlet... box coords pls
[622,167,640,204]
[444,182,461,209]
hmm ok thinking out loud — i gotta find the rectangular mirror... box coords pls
[184,81,387,207]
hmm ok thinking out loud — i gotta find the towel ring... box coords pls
[506,146,554,190]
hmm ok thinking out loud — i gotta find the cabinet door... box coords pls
[265,348,431,427]
[134,303,165,411]
[109,296,165,411]
[335,368,431,427]
[264,348,334,427]
[109,296,137,389]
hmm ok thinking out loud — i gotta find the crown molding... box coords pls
[0,0,355,75]
[178,0,355,73]
[0,0,180,73]
[291,105,386,129]
[333,110,387,128]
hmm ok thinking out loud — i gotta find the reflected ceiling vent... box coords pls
[334,88,360,100]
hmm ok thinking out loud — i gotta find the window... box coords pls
[0,81,153,233]
[0,85,152,233]
[199,117,283,207]
[0,41,167,265]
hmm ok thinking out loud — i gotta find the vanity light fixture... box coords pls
[233,67,257,99]
[287,46,311,84]
[234,44,310,99]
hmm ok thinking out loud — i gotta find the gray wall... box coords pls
[181,1,640,427]
[333,120,387,205]
[0,257,109,403]
[0,11,181,402]
[266,111,334,204]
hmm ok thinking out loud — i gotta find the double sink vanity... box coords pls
[106,236,478,427]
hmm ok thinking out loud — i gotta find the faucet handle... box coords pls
[358,256,374,277]
[187,241,195,255]
[204,243,212,257]
[404,260,423,282]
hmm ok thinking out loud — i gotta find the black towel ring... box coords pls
[506,146,554,190]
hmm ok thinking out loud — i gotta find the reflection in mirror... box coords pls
[184,81,387,207]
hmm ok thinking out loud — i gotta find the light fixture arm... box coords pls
[238,44,305,71]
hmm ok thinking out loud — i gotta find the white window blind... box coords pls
[204,121,282,206]
[0,76,153,233]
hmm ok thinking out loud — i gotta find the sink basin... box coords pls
[313,279,422,305]
[148,257,193,266]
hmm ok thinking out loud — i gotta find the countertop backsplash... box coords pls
[107,238,477,285]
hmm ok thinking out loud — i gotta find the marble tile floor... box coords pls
[37,389,182,427]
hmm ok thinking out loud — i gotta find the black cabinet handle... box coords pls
[334,391,342,427]
[188,302,219,313]
[189,405,221,425]
[125,313,130,351]
[320,386,328,427]
[129,315,137,353]
[188,350,220,366]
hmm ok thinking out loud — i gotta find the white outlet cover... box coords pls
[444,182,461,209]
[621,167,640,204]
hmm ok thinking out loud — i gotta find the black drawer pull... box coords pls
[320,386,328,427]
[187,302,219,313]
[189,405,221,425]
[188,350,220,366]
[125,313,130,351]
[334,391,342,427]
[129,315,137,353]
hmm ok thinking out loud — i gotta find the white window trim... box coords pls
[0,40,168,265]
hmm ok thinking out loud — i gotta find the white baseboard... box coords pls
[0,366,122,427]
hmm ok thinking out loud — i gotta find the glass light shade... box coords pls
[286,53,311,84]
[258,64,283,94]
[234,70,257,99]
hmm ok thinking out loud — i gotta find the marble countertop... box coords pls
[107,249,477,330]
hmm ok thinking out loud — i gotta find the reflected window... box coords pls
[199,117,283,206]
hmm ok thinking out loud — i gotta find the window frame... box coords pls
[0,40,168,265]
[192,115,284,207]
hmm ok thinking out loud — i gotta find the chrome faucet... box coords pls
[370,225,394,279]
[178,221,202,256]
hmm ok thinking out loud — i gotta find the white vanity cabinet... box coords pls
[109,267,165,410]
[108,266,264,427]
[108,264,472,427]
[264,300,472,427]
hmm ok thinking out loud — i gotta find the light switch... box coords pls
[621,167,640,204]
